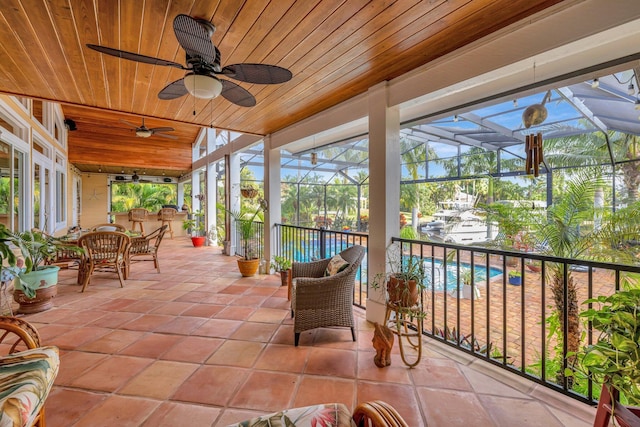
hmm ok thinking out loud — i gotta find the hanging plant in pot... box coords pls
[228,199,268,277]
[182,210,207,247]
[0,226,82,314]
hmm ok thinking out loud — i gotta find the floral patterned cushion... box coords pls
[226,403,356,427]
[0,346,59,427]
[324,255,350,276]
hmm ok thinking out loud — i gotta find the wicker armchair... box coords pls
[126,225,168,277]
[77,231,131,292]
[291,245,365,346]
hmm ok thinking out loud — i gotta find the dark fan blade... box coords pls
[87,44,186,69]
[221,63,292,84]
[149,127,174,132]
[155,132,178,140]
[173,15,217,65]
[220,80,256,107]
[120,119,139,129]
[158,78,188,100]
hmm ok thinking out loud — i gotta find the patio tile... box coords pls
[141,401,222,427]
[120,313,175,331]
[72,395,160,427]
[229,371,299,412]
[206,340,265,367]
[229,321,279,342]
[247,307,289,323]
[193,318,243,338]
[479,395,565,426]
[70,355,153,392]
[46,389,107,426]
[254,344,310,373]
[172,365,248,406]
[417,387,494,426]
[78,329,147,353]
[293,376,356,408]
[161,336,223,363]
[118,333,184,358]
[153,315,207,334]
[119,360,199,399]
[56,351,109,385]
[304,347,357,378]
[215,305,257,320]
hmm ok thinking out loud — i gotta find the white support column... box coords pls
[206,161,217,245]
[229,153,241,255]
[263,135,281,272]
[367,81,400,324]
[191,169,201,212]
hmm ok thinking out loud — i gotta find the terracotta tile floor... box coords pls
[10,237,597,426]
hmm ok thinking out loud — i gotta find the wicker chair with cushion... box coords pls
[225,400,408,427]
[90,223,126,232]
[77,231,131,292]
[291,245,365,346]
[0,316,59,427]
[125,225,168,277]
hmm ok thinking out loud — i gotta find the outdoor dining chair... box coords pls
[128,208,149,234]
[125,225,168,278]
[77,231,130,292]
[290,245,365,346]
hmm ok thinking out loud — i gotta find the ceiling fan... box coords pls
[87,14,293,107]
[120,118,177,139]
[115,171,152,184]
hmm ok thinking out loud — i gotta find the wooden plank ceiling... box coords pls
[0,0,562,177]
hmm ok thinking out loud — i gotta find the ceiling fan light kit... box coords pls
[135,129,153,138]
[183,73,223,99]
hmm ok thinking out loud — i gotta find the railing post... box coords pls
[319,226,327,259]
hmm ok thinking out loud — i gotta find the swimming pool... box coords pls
[422,259,502,292]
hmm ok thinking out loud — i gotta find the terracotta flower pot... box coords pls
[237,258,260,277]
[13,285,58,314]
[191,236,206,247]
[386,276,419,307]
[279,269,291,287]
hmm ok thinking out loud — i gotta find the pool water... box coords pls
[422,259,502,292]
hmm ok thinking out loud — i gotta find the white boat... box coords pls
[420,192,497,244]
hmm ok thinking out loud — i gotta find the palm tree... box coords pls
[400,137,427,231]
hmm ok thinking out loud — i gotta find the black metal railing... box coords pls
[274,224,369,307]
[391,236,640,405]
[234,220,264,260]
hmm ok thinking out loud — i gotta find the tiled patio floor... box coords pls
[9,237,596,426]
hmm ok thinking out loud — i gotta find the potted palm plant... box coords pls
[458,266,482,299]
[0,226,82,314]
[228,199,267,277]
[182,210,206,247]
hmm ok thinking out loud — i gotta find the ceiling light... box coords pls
[628,83,635,95]
[135,129,153,138]
[591,78,600,89]
[183,73,223,99]
[453,115,458,122]
[513,99,518,108]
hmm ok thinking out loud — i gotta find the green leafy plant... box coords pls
[569,289,640,405]
[227,199,267,260]
[370,242,427,308]
[271,255,292,272]
[182,210,206,237]
[508,270,521,278]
